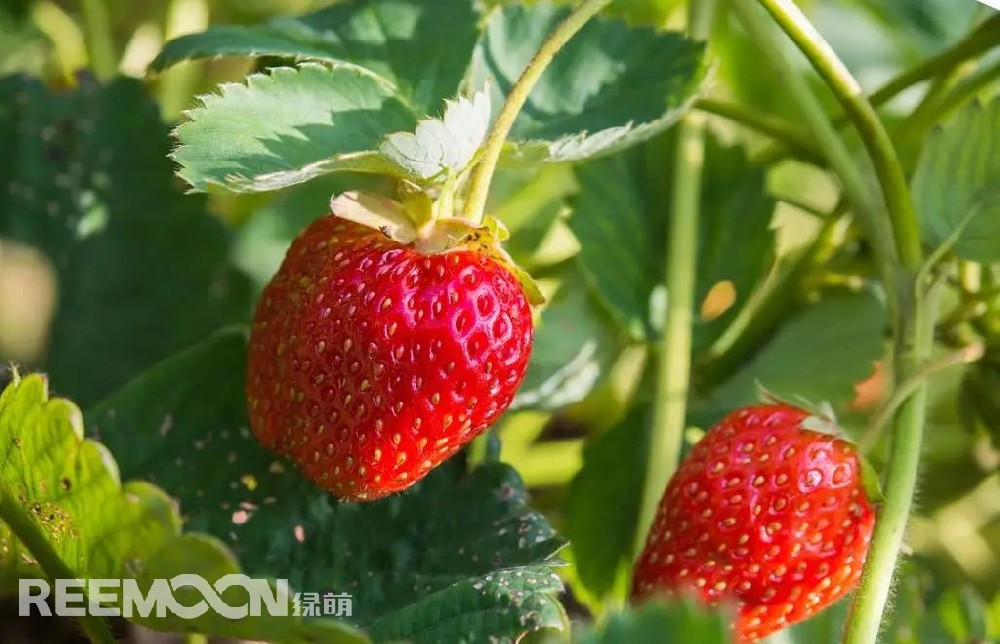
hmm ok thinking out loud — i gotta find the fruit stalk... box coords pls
[0,492,116,644]
[747,1,931,642]
[634,0,717,557]
[462,0,613,224]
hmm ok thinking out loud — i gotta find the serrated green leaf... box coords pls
[151,0,480,116]
[565,403,648,602]
[368,566,567,643]
[574,598,729,643]
[569,133,775,342]
[512,266,623,410]
[173,63,416,193]
[0,75,251,407]
[0,373,365,643]
[913,98,1000,263]
[380,88,491,181]
[86,330,567,641]
[471,3,707,165]
[693,290,886,424]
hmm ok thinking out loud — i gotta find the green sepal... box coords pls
[858,455,886,505]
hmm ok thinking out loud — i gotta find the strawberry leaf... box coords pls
[0,75,251,407]
[512,266,623,411]
[471,3,708,165]
[150,0,480,116]
[569,133,775,341]
[87,330,567,641]
[574,598,729,643]
[173,63,416,193]
[914,98,1000,263]
[380,88,491,182]
[694,291,887,424]
[0,372,365,643]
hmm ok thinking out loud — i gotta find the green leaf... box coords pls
[512,266,623,410]
[936,586,995,642]
[0,75,251,407]
[574,598,729,643]
[471,3,707,165]
[913,98,1000,263]
[694,290,886,423]
[368,566,567,643]
[569,133,775,342]
[87,330,567,641]
[174,63,416,193]
[0,373,365,643]
[565,403,649,602]
[151,0,480,116]
[380,88,491,181]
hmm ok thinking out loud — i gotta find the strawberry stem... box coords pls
[462,0,613,225]
[634,0,716,558]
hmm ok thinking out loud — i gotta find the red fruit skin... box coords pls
[246,215,533,501]
[631,404,876,642]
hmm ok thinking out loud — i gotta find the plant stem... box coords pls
[80,0,116,82]
[755,12,1000,165]
[730,0,897,288]
[635,0,715,556]
[0,493,115,644]
[462,0,613,224]
[753,0,922,270]
[694,97,824,164]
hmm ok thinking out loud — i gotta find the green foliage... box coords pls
[163,0,708,194]
[471,3,708,165]
[695,290,886,424]
[152,0,481,116]
[569,134,775,343]
[565,404,649,603]
[0,76,251,407]
[913,98,1000,263]
[87,329,568,641]
[0,373,365,642]
[173,63,414,193]
[574,598,729,643]
[513,266,624,411]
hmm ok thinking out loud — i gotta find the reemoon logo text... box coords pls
[20,575,293,619]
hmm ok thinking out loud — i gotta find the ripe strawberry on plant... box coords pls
[246,189,540,501]
[631,403,877,642]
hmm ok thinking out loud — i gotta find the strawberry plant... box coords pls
[1,0,1000,643]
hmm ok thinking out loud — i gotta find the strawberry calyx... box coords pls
[754,383,885,505]
[329,188,544,305]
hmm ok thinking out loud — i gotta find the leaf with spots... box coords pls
[470,3,708,165]
[569,132,775,343]
[0,372,366,643]
[0,75,252,408]
[87,329,568,641]
[150,0,480,116]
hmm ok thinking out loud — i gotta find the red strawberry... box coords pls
[246,213,534,501]
[631,404,876,642]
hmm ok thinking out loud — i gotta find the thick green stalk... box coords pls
[635,0,715,555]
[0,493,115,644]
[80,0,116,82]
[462,0,613,224]
[749,1,930,642]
